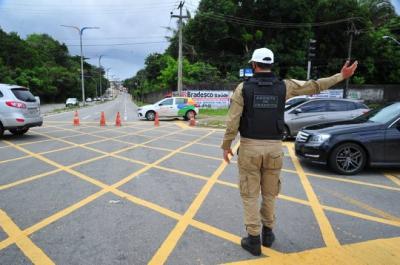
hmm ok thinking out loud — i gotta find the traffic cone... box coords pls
[154,112,159,127]
[189,112,196,127]
[115,112,122,127]
[73,111,80,126]
[100,111,106,126]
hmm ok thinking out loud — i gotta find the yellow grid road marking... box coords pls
[148,142,280,264]
[0,209,55,265]
[223,237,400,265]
[287,144,340,247]
[2,122,399,264]
[0,169,62,191]
[317,185,400,222]
[3,127,399,231]
[214,180,400,228]
[384,173,400,187]
[175,121,190,129]
[307,172,400,192]
[1,127,189,190]
[0,130,214,252]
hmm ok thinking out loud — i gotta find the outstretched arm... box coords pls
[285,61,358,100]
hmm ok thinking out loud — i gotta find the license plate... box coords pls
[28,108,38,114]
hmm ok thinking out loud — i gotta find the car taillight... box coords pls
[6,101,26,109]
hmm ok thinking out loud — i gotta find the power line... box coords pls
[197,12,363,28]
[65,41,168,47]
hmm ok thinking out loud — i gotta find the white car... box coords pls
[0,84,43,137]
[285,95,311,110]
[66,98,78,107]
[137,97,199,121]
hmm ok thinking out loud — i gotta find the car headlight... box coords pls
[308,134,331,145]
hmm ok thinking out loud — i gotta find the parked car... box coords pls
[285,95,311,110]
[295,102,400,175]
[0,84,43,137]
[65,98,78,107]
[137,97,199,121]
[86,97,92,102]
[284,98,369,139]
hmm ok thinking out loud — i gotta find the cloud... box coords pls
[0,0,200,79]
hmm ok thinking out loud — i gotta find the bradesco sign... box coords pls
[181,90,233,109]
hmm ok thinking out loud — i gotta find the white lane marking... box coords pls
[82,115,91,120]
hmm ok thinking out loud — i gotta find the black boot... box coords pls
[241,234,261,256]
[262,226,275,247]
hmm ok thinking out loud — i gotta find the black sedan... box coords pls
[295,102,400,175]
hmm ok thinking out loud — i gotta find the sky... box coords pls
[0,0,399,81]
[0,0,200,80]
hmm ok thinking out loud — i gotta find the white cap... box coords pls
[249,48,274,64]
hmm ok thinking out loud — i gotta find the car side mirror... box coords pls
[293,108,302,114]
[158,103,163,106]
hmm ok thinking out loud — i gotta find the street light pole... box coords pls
[61,25,99,105]
[383,35,400,46]
[98,55,104,99]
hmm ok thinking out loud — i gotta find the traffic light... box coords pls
[308,39,317,60]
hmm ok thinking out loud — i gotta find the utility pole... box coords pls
[344,22,359,99]
[171,1,189,96]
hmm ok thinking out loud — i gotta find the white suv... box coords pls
[0,84,43,137]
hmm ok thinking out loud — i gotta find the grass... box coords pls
[198,108,228,117]
[134,100,147,107]
[196,108,228,128]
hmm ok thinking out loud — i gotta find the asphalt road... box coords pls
[0,105,400,264]
[45,92,139,123]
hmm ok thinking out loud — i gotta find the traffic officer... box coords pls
[221,47,358,256]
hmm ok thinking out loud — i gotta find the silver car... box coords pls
[284,98,369,139]
[0,84,43,137]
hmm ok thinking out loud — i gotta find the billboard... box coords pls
[181,90,233,109]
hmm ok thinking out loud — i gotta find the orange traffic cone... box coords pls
[154,112,159,127]
[100,111,106,126]
[73,111,80,126]
[189,112,196,127]
[115,112,122,127]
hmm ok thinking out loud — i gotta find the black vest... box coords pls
[239,75,286,140]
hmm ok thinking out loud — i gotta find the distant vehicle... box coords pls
[137,97,199,121]
[0,84,43,137]
[283,98,369,140]
[86,97,92,102]
[295,102,400,175]
[285,95,311,110]
[65,98,78,107]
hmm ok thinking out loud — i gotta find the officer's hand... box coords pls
[341,60,358,79]
[223,149,234,163]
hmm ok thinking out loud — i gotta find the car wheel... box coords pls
[185,110,196,121]
[282,125,290,141]
[0,123,4,138]
[145,111,156,121]
[329,143,366,175]
[9,128,29,136]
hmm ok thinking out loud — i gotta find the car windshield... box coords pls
[355,103,400,124]
[12,88,36,102]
